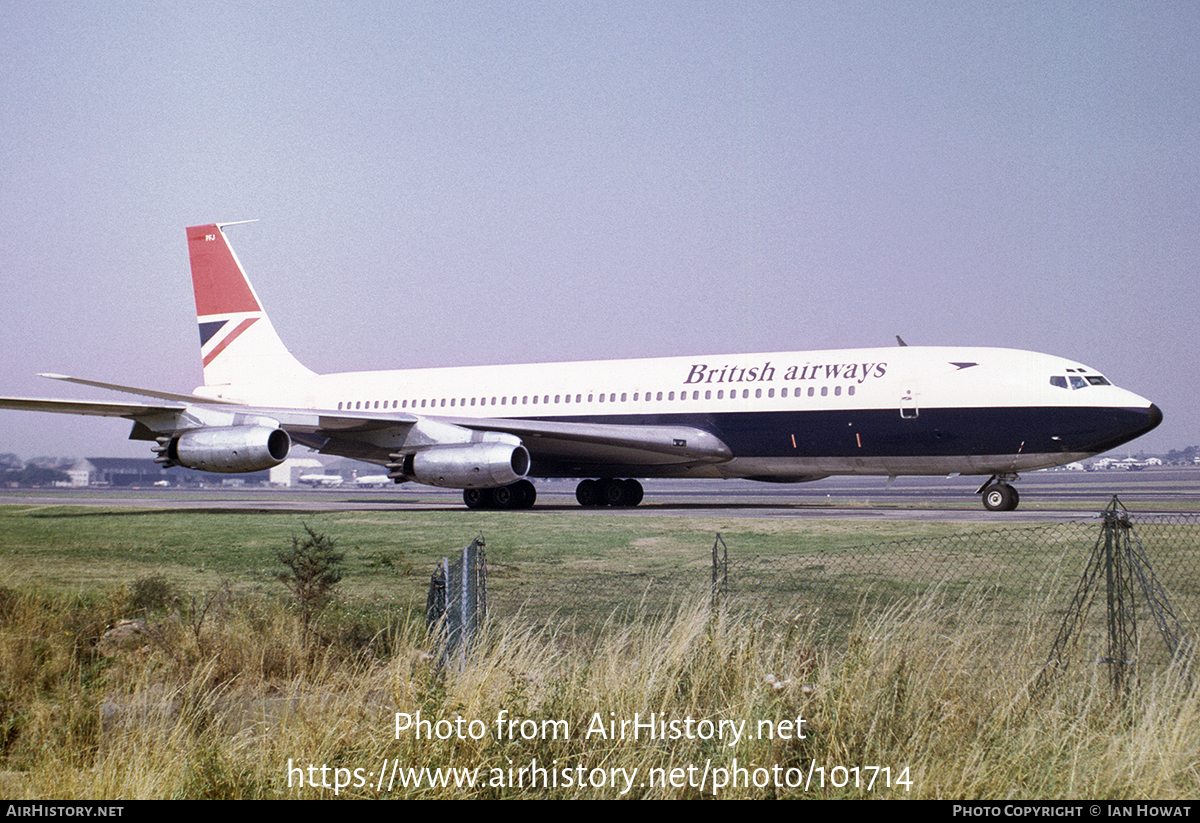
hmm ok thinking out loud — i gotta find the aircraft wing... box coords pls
[1,385,731,476]
[0,392,420,450]
[0,396,185,418]
[256,408,731,473]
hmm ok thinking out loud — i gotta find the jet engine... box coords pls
[155,425,291,473]
[393,442,530,489]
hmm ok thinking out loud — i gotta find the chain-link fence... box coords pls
[489,504,1200,674]
[426,533,488,669]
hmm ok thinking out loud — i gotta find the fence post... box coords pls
[426,533,488,670]
[712,533,728,610]
[1101,499,1136,694]
[1042,496,1193,697]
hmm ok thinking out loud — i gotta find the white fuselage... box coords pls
[196,345,1159,480]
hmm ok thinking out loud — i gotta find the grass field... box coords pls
[0,503,1027,614]
[2,502,1198,798]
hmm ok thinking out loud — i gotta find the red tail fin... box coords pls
[186,223,314,388]
[187,223,262,317]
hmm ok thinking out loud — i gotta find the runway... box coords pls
[3,467,1197,521]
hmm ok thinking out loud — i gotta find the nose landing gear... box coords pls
[977,474,1020,512]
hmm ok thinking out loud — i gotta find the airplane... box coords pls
[354,474,395,487]
[0,222,1162,512]
[298,473,345,487]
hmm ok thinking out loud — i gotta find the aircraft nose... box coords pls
[1147,403,1163,431]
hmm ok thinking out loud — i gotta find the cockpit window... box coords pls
[1052,374,1110,389]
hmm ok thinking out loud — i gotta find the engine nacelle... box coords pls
[158,425,291,473]
[409,442,530,489]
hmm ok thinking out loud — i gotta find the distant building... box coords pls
[68,458,268,486]
[269,458,326,487]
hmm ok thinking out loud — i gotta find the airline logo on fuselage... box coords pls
[684,361,888,386]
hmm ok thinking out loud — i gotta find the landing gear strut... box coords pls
[463,479,537,510]
[576,478,644,507]
[978,474,1020,512]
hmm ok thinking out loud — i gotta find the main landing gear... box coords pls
[575,478,644,508]
[463,479,537,510]
[978,474,1020,512]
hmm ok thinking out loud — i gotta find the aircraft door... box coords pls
[900,383,919,419]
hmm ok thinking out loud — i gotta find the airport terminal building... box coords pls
[67,458,268,487]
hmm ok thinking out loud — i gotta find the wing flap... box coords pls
[438,416,733,467]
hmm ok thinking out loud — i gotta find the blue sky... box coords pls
[1,1,1196,459]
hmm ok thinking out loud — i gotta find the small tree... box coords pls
[276,525,345,645]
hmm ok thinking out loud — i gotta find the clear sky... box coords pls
[1,1,1196,461]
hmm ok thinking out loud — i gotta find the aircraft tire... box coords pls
[463,488,494,509]
[623,478,644,506]
[516,479,537,509]
[492,483,519,509]
[599,478,628,506]
[982,484,1019,512]
[576,479,600,507]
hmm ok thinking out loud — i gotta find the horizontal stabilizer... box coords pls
[38,374,240,405]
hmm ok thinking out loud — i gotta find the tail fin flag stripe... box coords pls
[201,318,259,367]
[198,320,225,347]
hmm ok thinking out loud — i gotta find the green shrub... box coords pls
[276,525,345,645]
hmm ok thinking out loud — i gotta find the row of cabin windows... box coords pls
[336,384,856,412]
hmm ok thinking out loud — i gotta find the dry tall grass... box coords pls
[1,582,1197,799]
